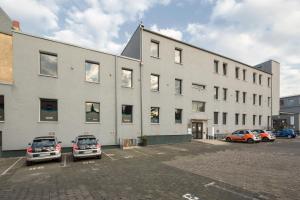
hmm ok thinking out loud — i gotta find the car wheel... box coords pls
[57,156,62,162]
[247,138,254,143]
[288,135,292,139]
[73,156,77,162]
[262,137,269,142]
[26,160,32,166]
[226,137,231,142]
[96,154,102,159]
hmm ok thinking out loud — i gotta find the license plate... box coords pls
[39,153,50,157]
[92,150,97,153]
[84,150,93,154]
[33,154,40,157]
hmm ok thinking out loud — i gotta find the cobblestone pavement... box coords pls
[0,138,299,200]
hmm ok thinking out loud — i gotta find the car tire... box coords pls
[226,137,231,142]
[57,156,62,162]
[247,138,254,143]
[288,135,292,139]
[96,154,102,159]
[26,160,32,166]
[73,156,77,162]
[262,137,269,142]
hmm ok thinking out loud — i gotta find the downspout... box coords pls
[271,73,273,130]
[139,24,144,138]
[114,55,118,145]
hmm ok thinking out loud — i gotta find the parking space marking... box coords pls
[29,166,44,171]
[124,155,134,159]
[82,161,95,165]
[61,154,67,167]
[204,182,215,187]
[130,149,152,157]
[161,145,188,152]
[1,157,23,176]
[182,193,200,200]
[157,152,166,155]
[102,151,117,161]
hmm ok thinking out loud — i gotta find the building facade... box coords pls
[0,8,280,151]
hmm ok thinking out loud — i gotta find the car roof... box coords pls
[34,136,56,140]
[77,135,96,138]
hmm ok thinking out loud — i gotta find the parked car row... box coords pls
[26,135,102,166]
[226,128,297,144]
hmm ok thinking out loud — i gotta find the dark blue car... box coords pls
[274,129,296,138]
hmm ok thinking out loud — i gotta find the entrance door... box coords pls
[192,122,203,139]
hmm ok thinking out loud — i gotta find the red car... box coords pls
[252,129,276,142]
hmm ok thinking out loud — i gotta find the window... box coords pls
[192,101,205,112]
[223,88,227,101]
[150,74,159,91]
[259,95,262,106]
[235,67,239,79]
[214,112,219,124]
[214,86,219,100]
[259,74,262,85]
[175,79,182,95]
[214,60,219,73]
[236,90,240,103]
[242,92,246,103]
[253,73,257,83]
[121,68,133,88]
[242,114,246,125]
[222,112,227,125]
[40,52,57,77]
[192,83,206,90]
[0,95,4,121]
[268,77,271,87]
[40,99,58,121]
[235,113,239,125]
[150,40,159,58]
[223,63,227,76]
[175,109,182,124]
[243,69,246,81]
[85,61,100,83]
[122,105,133,123]
[253,115,256,125]
[268,97,271,107]
[280,99,284,106]
[259,115,262,125]
[175,48,182,63]
[253,94,256,105]
[85,102,100,122]
[151,107,160,123]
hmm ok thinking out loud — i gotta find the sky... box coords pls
[0,0,299,97]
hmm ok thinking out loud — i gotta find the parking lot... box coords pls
[0,138,299,200]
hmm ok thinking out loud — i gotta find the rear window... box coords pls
[32,139,56,148]
[78,138,97,145]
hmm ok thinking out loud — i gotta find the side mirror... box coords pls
[71,140,75,143]
[28,142,31,146]
[58,141,62,144]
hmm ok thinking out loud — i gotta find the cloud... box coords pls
[186,0,300,96]
[150,24,183,40]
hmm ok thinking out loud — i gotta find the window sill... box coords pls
[85,122,101,124]
[151,123,160,125]
[150,56,160,59]
[121,122,134,125]
[85,80,100,84]
[151,90,160,93]
[175,93,183,96]
[121,86,134,89]
[174,62,183,65]
[39,74,58,78]
[175,122,183,125]
[38,121,59,123]
[0,121,4,123]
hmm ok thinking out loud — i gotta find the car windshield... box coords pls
[78,137,97,145]
[32,139,56,148]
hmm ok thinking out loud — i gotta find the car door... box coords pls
[237,130,246,141]
[231,131,240,141]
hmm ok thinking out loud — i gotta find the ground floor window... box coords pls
[214,112,219,124]
[222,112,227,125]
[151,107,160,123]
[192,101,205,112]
[40,98,58,121]
[0,95,4,121]
[175,109,182,124]
[86,102,100,122]
[122,105,133,123]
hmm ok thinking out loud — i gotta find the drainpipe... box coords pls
[114,55,118,145]
[139,24,144,138]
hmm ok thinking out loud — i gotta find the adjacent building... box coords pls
[0,8,280,152]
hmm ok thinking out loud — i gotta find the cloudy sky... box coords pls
[1,0,299,97]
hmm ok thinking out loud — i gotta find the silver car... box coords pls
[72,135,102,161]
[26,136,62,166]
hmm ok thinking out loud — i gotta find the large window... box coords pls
[253,94,257,105]
[235,113,239,125]
[222,112,227,125]
[223,63,227,76]
[85,102,100,122]
[242,114,246,125]
[192,101,205,112]
[223,88,227,101]
[175,79,182,95]
[235,67,239,79]
[242,92,247,103]
[40,52,57,77]
[40,99,58,121]
[122,105,133,123]
[150,40,159,58]
[214,86,219,100]
[151,107,160,123]
[214,112,219,125]
[150,74,159,91]
[85,61,100,83]
[236,90,240,103]
[0,95,4,121]
[121,68,133,88]
[259,95,262,106]
[175,109,182,124]
[243,69,246,80]
[175,48,182,63]
[214,60,219,73]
